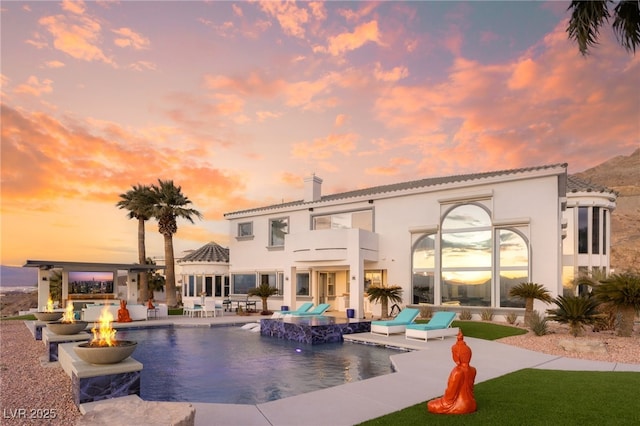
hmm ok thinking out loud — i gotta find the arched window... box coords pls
[498,229,529,307]
[412,234,435,304]
[441,204,492,306]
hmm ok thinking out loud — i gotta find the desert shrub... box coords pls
[418,305,433,319]
[529,310,548,336]
[480,309,494,321]
[506,311,518,325]
[459,309,472,320]
[546,295,602,337]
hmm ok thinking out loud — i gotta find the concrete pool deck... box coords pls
[79,314,640,426]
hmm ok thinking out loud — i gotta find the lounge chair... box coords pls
[405,311,459,342]
[290,303,330,316]
[286,302,314,315]
[370,308,420,336]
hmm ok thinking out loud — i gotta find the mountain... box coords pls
[0,265,38,287]
[573,148,640,273]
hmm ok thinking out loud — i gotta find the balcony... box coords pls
[286,228,378,263]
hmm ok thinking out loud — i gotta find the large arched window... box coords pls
[412,234,435,304]
[441,204,492,306]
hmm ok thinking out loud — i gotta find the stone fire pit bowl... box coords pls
[73,341,138,365]
[47,321,88,335]
[34,311,63,322]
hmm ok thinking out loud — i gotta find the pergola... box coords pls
[23,260,163,310]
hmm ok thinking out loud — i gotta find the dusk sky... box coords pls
[1,1,638,268]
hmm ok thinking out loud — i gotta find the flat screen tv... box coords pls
[68,271,114,295]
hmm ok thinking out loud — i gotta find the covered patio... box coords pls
[23,260,162,311]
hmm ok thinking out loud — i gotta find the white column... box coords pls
[37,270,50,311]
[283,266,297,310]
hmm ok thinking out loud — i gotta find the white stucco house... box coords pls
[178,241,230,302]
[222,164,616,320]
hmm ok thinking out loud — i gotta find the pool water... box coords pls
[117,326,400,404]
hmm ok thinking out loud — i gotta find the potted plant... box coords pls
[367,285,403,319]
[248,282,278,315]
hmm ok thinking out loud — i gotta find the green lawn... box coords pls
[358,369,640,425]
[360,321,639,425]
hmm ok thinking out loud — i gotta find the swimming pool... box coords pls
[117,326,401,404]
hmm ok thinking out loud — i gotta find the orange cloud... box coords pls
[38,11,113,64]
[258,0,309,38]
[326,20,383,56]
[112,27,150,49]
[291,133,358,160]
[14,76,53,97]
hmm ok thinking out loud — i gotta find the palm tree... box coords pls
[151,179,202,308]
[546,295,604,337]
[49,270,63,306]
[117,184,155,302]
[592,273,640,337]
[248,282,278,315]
[567,0,640,55]
[367,285,403,319]
[509,282,553,327]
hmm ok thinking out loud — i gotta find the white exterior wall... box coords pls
[226,166,567,318]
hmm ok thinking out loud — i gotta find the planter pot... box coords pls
[34,312,63,322]
[346,309,355,319]
[73,341,137,365]
[47,321,88,335]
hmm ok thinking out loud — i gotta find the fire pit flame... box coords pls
[61,301,76,323]
[90,306,117,347]
[46,296,54,313]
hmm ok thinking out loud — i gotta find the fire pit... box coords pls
[34,311,63,322]
[47,301,88,335]
[34,296,63,322]
[73,305,137,365]
[74,340,138,365]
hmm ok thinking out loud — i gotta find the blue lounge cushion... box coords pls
[371,307,420,326]
[295,303,330,316]
[405,311,456,330]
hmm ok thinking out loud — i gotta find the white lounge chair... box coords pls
[405,311,459,342]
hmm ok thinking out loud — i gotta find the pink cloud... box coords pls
[326,20,383,56]
[291,133,359,160]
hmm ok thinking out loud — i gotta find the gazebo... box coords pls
[23,260,162,310]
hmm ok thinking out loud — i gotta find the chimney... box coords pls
[304,174,323,202]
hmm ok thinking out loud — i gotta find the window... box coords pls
[498,229,529,307]
[260,273,277,294]
[296,272,310,296]
[592,207,600,254]
[578,207,588,254]
[365,270,383,293]
[412,235,435,304]
[205,276,213,297]
[269,217,289,246]
[232,274,256,294]
[603,210,607,255]
[441,204,492,307]
[312,209,373,232]
[238,222,253,238]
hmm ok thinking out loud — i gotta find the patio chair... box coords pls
[204,299,224,318]
[370,307,420,336]
[405,311,459,342]
[292,303,331,316]
[183,300,202,318]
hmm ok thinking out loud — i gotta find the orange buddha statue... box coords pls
[117,300,132,323]
[427,331,477,414]
[147,298,155,309]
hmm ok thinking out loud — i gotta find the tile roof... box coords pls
[179,241,229,263]
[566,175,617,195]
[225,163,568,216]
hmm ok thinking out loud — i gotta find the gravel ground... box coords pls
[498,322,640,365]
[0,320,637,426]
[0,322,81,426]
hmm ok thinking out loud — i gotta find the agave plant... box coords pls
[592,273,640,337]
[546,295,604,337]
[367,285,403,319]
[509,282,553,327]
